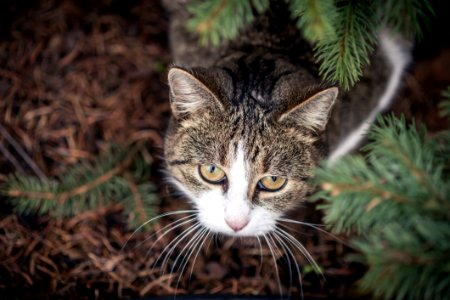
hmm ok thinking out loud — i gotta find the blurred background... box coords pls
[0,0,449,299]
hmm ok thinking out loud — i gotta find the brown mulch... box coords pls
[0,0,169,177]
[0,0,449,299]
[0,203,356,299]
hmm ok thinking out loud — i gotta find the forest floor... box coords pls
[0,0,449,299]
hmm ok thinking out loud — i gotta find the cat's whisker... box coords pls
[206,231,214,252]
[158,223,202,276]
[255,235,264,277]
[275,227,317,270]
[175,228,210,292]
[151,221,200,275]
[136,214,196,251]
[188,230,210,282]
[263,234,283,298]
[272,230,304,300]
[270,232,293,297]
[278,217,325,228]
[169,226,206,281]
[158,222,202,276]
[276,222,299,234]
[121,209,197,250]
[275,227,324,281]
[144,215,198,262]
[277,217,347,245]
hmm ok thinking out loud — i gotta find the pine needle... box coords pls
[187,0,269,46]
[186,0,433,89]
[314,1,376,90]
[312,114,450,299]
[3,144,160,230]
[290,0,337,42]
[439,86,450,118]
[379,0,434,40]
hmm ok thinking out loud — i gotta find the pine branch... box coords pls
[122,172,159,230]
[355,220,450,300]
[186,0,433,89]
[314,115,449,232]
[3,144,160,230]
[314,0,377,90]
[312,115,450,299]
[290,0,337,42]
[315,0,432,89]
[439,86,450,118]
[379,0,434,40]
[187,0,269,45]
[7,146,139,204]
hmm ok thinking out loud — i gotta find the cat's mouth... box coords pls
[196,207,279,237]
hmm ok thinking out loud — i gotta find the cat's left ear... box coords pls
[168,67,223,119]
[278,87,338,132]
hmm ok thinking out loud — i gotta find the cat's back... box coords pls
[163,0,314,69]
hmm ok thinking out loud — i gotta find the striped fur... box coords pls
[163,1,409,236]
[165,53,337,236]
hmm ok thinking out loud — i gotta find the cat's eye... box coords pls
[199,164,226,184]
[258,176,287,192]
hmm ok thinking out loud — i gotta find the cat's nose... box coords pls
[225,218,249,232]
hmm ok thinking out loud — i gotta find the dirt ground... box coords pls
[0,0,449,299]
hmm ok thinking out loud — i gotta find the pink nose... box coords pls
[225,218,249,232]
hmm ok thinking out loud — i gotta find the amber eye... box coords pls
[258,176,287,192]
[199,164,226,184]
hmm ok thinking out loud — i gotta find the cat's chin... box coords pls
[220,229,274,238]
[196,213,278,237]
[201,223,275,237]
[198,217,276,237]
[195,191,279,237]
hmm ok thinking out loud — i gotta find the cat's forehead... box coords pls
[182,111,315,179]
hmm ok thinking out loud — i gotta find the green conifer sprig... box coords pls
[354,220,450,300]
[186,0,432,89]
[314,1,376,89]
[187,0,269,45]
[121,171,159,230]
[289,0,337,42]
[312,115,450,299]
[3,145,160,230]
[379,0,434,40]
[439,86,450,118]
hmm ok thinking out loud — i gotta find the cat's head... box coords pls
[164,66,337,237]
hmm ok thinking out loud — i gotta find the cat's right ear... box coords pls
[278,87,338,133]
[168,67,223,119]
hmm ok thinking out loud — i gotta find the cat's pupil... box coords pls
[209,165,216,173]
[271,176,277,182]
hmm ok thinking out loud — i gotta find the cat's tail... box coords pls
[328,30,412,164]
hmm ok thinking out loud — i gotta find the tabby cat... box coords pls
[163,1,409,236]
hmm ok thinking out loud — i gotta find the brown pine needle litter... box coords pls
[1,0,449,299]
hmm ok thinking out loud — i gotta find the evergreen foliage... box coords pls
[312,115,450,300]
[289,0,337,42]
[187,0,269,45]
[379,0,433,40]
[314,0,376,89]
[439,86,450,118]
[186,0,433,89]
[2,145,160,230]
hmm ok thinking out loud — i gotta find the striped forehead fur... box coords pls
[164,52,335,235]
